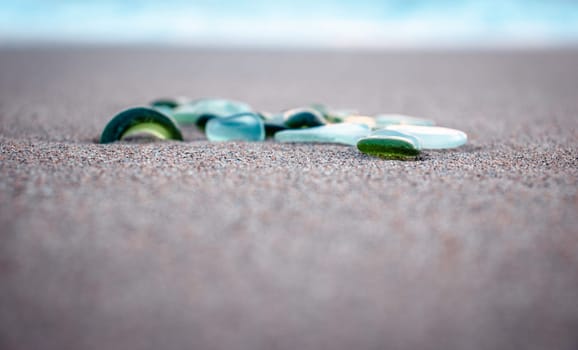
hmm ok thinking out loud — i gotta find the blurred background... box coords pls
[1,0,578,49]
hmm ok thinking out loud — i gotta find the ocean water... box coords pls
[1,0,577,47]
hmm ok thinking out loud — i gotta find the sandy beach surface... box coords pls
[1,48,577,350]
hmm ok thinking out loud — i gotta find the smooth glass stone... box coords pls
[357,135,420,160]
[172,99,252,126]
[283,107,326,128]
[100,107,183,144]
[385,125,467,149]
[205,113,265,142]
[274,123,370,146]
[370,129,422,150]
[375,114,435,127]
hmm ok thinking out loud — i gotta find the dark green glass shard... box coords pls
[150,97,189,110]
[100,107,183,144]
[283,107,326,128]
[356,136,420,160]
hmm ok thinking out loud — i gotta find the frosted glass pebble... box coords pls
[385,125,467,149]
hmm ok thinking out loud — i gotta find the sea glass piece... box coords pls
[172,98,252,127]
[205,113,265,142]
[274,123,370,146]
[385,125,467,149]
[121,122,174,140]
[375,114,435,127]
[100,107,183,144]
[283,107,326,128]
[370,129,422,150]
[357,135,420,160]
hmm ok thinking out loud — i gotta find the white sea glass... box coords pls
[385,125,467,149]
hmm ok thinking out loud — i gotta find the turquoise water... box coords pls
[1,0,577,47]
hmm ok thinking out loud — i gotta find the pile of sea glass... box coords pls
[100,97,467,160]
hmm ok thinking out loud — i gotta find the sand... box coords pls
[1,48,577,350]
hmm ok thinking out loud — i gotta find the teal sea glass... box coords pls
[283,108,326,128]
[205,113,265,142]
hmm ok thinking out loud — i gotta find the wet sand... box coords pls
[1,48,577,350]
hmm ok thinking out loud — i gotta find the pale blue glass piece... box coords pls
[172,99,252,125]
[205,113,265,142]
[385,125,467,149]
[375,114,435,127]
[370,129,422,150]
[274,123,371,146]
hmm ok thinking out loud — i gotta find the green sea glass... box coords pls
[357,135,421,160]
